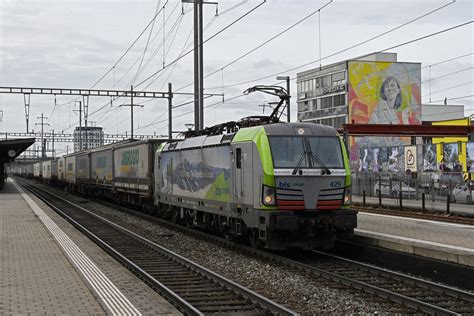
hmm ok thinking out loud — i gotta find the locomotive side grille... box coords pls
[276,188,305,210]
[316,187,344,210]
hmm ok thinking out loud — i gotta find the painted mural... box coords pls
[158,146,231,202]
[348,61,421,126]
[467,142,474,173]
[422,144,437,172]
[387,146,404,173]
[348,61,421,168]
[441,143,462,172]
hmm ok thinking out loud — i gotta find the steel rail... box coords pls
[19,180,297,316]
[20,181,202,316]
[86,197,471,314]
[311,250,474,303]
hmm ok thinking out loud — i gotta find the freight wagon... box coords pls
[33,162,42,178]
[65,155,76,186]
[113,139,166,207]
[58,157,65,182]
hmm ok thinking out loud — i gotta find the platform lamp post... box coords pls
[276,76,290,122]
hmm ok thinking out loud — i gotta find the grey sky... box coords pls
[0,0,473,154]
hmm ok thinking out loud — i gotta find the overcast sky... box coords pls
[0,0,473,154]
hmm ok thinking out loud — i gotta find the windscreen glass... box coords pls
[269,136,344,169]
[268,137,308,168]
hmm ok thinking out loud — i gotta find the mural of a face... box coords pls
[385,80,399,100]
[348,61,421,168]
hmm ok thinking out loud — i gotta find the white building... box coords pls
[74,126,104,152]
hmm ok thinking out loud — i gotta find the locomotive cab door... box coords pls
[234,147,243,205]
[233,144,254,208]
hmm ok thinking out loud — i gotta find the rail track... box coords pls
[18,180,296,316]
[297,251,474,315]
[21,179,474,315]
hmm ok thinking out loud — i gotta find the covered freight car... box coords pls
[33,162,42,179]
[91,146,113,184]
[113,139,167,207]
[25,164,34,178]
[64,155,76,186]
[58,157,65,182]
[42,160,58,183]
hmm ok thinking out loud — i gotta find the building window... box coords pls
[322,75,331,87]
[332,71,345,83]
[321,96,332,109]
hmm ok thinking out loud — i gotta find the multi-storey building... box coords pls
[73,126,104,152]
[296,52,422,129]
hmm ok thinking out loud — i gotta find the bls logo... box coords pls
[278,181,291,188]
[278,181,304,188]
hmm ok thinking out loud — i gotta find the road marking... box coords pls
[358,211,474,229]
[355,229,474,255]
[11,178,142,316]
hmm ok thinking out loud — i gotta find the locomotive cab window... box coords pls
[236,148,242,169]
[268,136,343,169]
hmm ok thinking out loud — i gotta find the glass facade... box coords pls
[297,69,348,129]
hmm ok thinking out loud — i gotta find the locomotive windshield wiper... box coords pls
[292,139,306,175]
[308,151,331,175]
[292,152,306,175]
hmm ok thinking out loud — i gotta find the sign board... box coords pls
[404,146,417,172]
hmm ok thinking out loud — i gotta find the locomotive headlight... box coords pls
[262,186,276,206]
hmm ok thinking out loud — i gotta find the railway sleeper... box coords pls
[166,280,217,287]
[181,292,237,299]
[186,298,249,305]
[171,284,223,291]
[195,304,261,313]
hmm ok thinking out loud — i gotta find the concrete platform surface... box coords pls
[1,178,181,315]
[356,212,474,267]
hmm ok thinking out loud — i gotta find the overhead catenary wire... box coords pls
[131,0,164,85]
[147,24,473,135]
[160,1,462,133]
[205,2,464,91]
[422,80,474,97]
[134,0,268,89]
[175,0,334,92]
[47,0,170,125]
[428,95,474,104]
[72,6,184,130]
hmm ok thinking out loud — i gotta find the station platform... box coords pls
[1,178,181,315]
[355,211,474,267]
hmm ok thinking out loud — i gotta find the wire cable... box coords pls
[175,0,333,92]
[205,2,464,90]
[134,0,267,89]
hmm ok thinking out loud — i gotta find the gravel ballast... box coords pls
[37,182,387,314]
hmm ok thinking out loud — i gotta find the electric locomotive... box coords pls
[154,86,356,250]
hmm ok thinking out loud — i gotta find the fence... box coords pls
[352,172,473,212]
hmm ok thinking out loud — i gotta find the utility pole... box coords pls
[35,113,49,158]
[74,101,82,151]
[83,95,89,150]
[24,94,31,133]
[276,76,291,122]
[52,130,55,158]
[119,85,143,139]
[168,82,173,140]
[183,0,218,130]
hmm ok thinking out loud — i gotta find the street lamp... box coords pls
[184,123,195,131]
[276,76,290,122]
